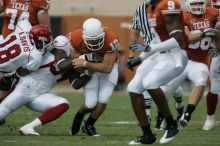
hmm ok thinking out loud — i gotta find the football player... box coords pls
[160,0,219,128]
[0,0,51,125]
[0,0,50,91]
[127,0,188,144]
[202,0,220,131]
[0,20,53,79]
[0,0,50,38]
[0,35,91,136]
[69,18,119,137]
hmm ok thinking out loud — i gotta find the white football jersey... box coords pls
[0,20,42,74]
[26,51,63,92]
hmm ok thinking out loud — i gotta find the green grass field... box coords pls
[0,91,220,146]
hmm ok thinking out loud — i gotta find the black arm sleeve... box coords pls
[51,49,74,72]
[65,68,91,90]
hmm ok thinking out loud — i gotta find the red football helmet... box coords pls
[30,24,52,53]
[211,0,220,10]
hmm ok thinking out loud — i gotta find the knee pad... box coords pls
[127,79,143,94]
[142,77,159,90]
[98,91,112,104]
[211,79,220,94]
[195,71,209,86]
[85,99,97,109]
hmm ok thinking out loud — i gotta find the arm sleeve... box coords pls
[23,49,42,71]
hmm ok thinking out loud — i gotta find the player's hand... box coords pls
[127,57,142,70]
[129,42,150,52]
[201,28,218,38]
[72,58,86,68]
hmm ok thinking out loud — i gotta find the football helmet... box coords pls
[188,0,206,15]
[30,24,53,53]
[82,18,105,51]
[211,0,220,10]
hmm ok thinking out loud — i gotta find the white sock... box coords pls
[28,118,42,128]
[207,115,215,121]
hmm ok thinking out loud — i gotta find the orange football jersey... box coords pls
[68,27,119,61]
[2,0,50,38]
[147,0,183,42]
[183,7,219,65]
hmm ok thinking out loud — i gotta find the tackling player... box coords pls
[0,34,91,136]
[0,0,51,125]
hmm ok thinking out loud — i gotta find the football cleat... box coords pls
[202,115,215,131]
[82,121,100,136]
[70,114,84,135]
[159,122,179,144]
[19,124,39,136]
[129,134,156,145]
[179,112,191,127]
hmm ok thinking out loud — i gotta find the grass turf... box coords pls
[0,91,220,146]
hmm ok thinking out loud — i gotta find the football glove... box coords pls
[78,52,102,63]
[201,28,218,38]
[127,57,142,70]
[129,42,151,52]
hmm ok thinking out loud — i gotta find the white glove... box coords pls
[129,42,151,52]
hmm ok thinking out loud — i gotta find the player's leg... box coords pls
[70,74,99,135]
[173,86,184,120]
[0,86,28,122]
[128,58,157,145]
[82,66,118,136]
[180,61,209,127]
[142,53,187,144]
[20,93,69,136]
[142,91,152,122]
[203,57,220,130]
[0,75,17,125]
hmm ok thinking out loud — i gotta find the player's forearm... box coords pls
[187,32,202,43]
[71,75,91,90]
[57,59,74,72]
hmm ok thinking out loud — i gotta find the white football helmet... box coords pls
[211,0,220,10]
[188,0,206,15]
[82,18,105,51]
[53,35,72,57]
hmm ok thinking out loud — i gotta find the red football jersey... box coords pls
[147,0,183,42]
[2,0,50,38]
[183,7,219,65]
[68,27,119,61]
